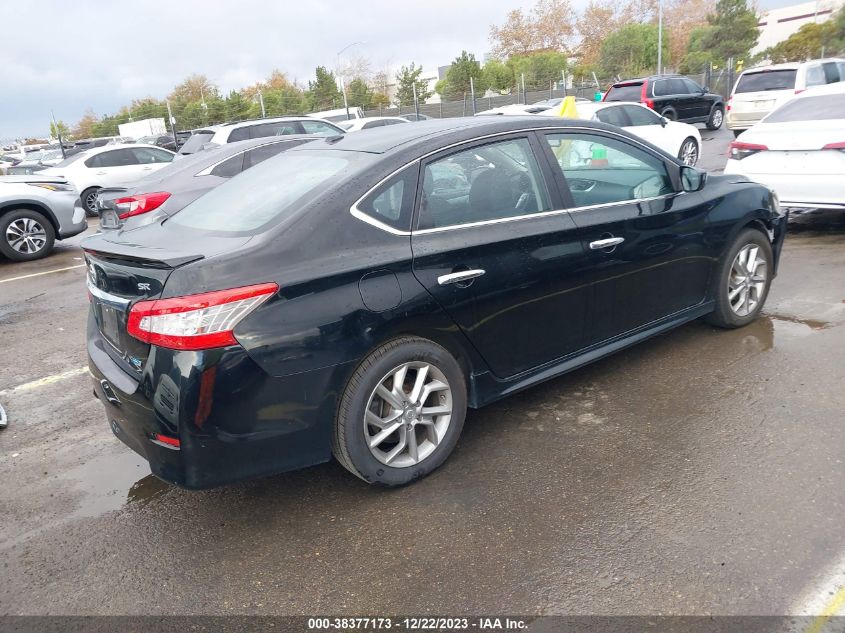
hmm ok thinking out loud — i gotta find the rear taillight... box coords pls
[114,191,171,220]
[726,97,732,112]
[641,82,654,109]
[823,142,845,151]
[729,141,768,160]
[127,283,278,350]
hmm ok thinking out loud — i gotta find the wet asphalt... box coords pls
[0,128,844,616]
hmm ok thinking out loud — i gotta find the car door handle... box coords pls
[95,171,106,175]
[437,269,485,286]
[142,166,153,170]
[589,237,625,250]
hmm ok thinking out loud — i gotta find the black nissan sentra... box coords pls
[84,117,787,488]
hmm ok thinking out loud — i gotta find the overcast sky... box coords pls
[2,0,794,140]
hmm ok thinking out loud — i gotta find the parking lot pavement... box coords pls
[1,186,844,617]
[699,125,733,173]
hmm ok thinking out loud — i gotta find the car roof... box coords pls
[290,116,616,155]
[83,143,173,156]
[174,135,321,168]
[741,63,801,74]
[212,116,332,131]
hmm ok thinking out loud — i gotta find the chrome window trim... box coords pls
[194,139,298,177]
[348,125,679,237]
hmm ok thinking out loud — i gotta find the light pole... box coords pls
[657,0,664,75]
[336,41,365,119]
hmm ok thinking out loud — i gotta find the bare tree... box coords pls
[490,0,576,58]
[576,0,636,66]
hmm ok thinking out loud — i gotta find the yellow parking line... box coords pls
[0,264,85,284]
[805,583,845,633]
[0,366,89,396]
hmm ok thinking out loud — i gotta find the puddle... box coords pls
[767,313,832,332]
[61,451,167,520]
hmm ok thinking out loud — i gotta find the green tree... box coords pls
[766,21,835,62]
[347,78,375,109]
[599,23,669,77]
[225,90,252,122]
[49,120,70,139]
[482,59,514,93]
[442,51,486,99]
[307,66,342,111]
[700,0,759,64]
[395,63,433,106]
[678,26,714,73]
[507,51,568,90]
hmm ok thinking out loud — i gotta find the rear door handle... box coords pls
[438,269,485,286]
[589,237,625,250]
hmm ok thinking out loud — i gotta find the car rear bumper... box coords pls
[724,163,845,209]
[87,311,355,489]
[726,111,766,131]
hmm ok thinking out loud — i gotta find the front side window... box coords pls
[542,132,673,207]
[805,65,826,87]
[623,105,661,126]
[822,62,840,84]
[418,137,551,230]
[683,78,703,94]
[300,120,341,136]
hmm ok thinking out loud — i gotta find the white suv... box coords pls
[178,117,344,155]
[727,58,845,136]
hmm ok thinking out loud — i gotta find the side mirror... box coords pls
[703,86,710,94]
[680,165,707,192]
[660,116,668,128]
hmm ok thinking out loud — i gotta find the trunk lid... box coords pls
[83,224,252,375]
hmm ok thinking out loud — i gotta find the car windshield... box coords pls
[735,69,797,93]
[169,150,361,234]
[765,94,845,122]
[605,83,643,101]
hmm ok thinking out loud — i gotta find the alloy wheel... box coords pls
[84,191,98,214]
[712,109,724,127]
[680,140,698,166]
[364,361,453,468]
[728,244,767,317]
[6,217,47,254]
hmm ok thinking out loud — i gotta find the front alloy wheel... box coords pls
[364,362,453,467]
[728,244,768,317]
[679,138,699,166]
[6,217,48,256]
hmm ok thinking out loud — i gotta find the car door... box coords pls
[130,147,174,179]
[682,78,711,119]
[619,104,674,155]
[537,129,713,344]
[411,134,593,379]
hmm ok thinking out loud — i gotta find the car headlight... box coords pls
[27,182,74,192]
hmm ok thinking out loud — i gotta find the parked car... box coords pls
[176,117,343,155]
[135,134,181,152]
[400,113,432,121]
[573,102,702,165]
[0,175,87,261]
[337,116,409,132]
[725,82,845,211]
[309,107,365,122]
[40,144,176,216]
[726,58,845,137]
[84,116,786,489]
[0,154,21,175]
[604,75,725,129]
[97,136,318,231]
[477,101,702,165]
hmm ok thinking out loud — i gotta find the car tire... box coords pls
[332,336,468,486]
[81,187,101,218]
[0,209,56,262]
[706,106,724,130]
[678,137,699,166]
[706,227,773,329]
[661,109,677,121]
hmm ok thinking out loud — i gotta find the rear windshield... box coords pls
[605,83,643,101]
[735,70,797,93]
[169,150,357,234]
[178,131,215,154]
[765,94,845,122]
[53,153,87,168]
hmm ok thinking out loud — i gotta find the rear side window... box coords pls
[356,165,418,231]
[765,94,845,122]
[209,154,245,178]
[245,122,302,140]
[623,105,661,126]
[605,83,643,101]
[131,147,173,163]
[735,70,797,93]
[171,151,354,233]
[362,120,386,129]
[300,120,341,136]
[85,149,134,168]
[595,106,628,127]
[244,140,306,169]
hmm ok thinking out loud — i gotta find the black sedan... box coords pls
[83,117,787,489]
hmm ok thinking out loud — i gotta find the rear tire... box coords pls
[332,336,467,486]
[81,187,101,218]
[706,106,724,130]
[0,209,56,261]
[661,109,677,121]
[706,228,773,328]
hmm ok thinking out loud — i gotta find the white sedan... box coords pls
[39,144,175,216]
[477,101,702,165]
[724,83,845,210]
[336,116,408,133]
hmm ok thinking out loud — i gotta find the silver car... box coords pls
[0,176,87,261]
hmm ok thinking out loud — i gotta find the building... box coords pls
[753,0,845,54]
